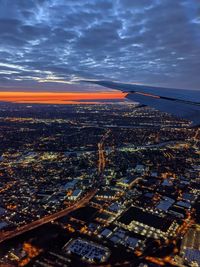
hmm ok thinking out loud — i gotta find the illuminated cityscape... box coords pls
[0,102,199,266]
[0,0,200,266]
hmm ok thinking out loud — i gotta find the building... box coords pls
[117,176,140,189]
[117,206,178,239]
[63,238,110,263]
[180,226,200,266]
[68,189,82,201]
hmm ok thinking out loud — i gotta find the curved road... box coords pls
[0,189,97,244]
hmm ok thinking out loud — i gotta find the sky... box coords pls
[0,91,126,104]
[0,0,200,99]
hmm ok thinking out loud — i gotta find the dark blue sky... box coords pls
[0,0,200,91]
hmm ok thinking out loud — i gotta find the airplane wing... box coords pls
[83,80,200,127]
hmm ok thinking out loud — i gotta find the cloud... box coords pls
[0,0,199,91]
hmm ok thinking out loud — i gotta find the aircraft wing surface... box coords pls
[84,80,200,126]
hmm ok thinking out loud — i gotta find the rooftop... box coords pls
[119,206,173,232]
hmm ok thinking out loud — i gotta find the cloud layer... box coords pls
[0,0,200,91]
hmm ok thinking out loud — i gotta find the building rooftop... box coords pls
[63,238,110,263]
[119,206,173,232]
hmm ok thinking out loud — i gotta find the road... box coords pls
[98,130,111,174]
[98,142,106,173]
[0,189,97,244]
[118,140,188,152]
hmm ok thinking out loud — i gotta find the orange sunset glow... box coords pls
[0,91,126,104]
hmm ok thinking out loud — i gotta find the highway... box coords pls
[98,142,106,173]
[98,130,111,174]
[0,189,97,244]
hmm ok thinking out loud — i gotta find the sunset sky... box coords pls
[0,0,200,103]
[0,91,126,104]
